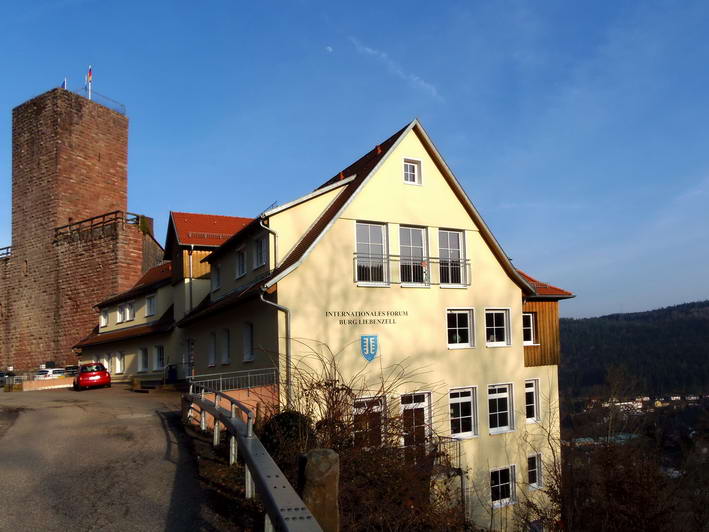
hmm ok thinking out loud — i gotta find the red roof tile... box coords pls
[171,212,253,247]
[517,270,574,299]
[74,306,174,348]
[97,262,172,308]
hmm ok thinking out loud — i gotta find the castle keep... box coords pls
[0,88,163,370]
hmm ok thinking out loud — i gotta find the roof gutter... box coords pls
[259,216,279,269]
[259,289,292,408]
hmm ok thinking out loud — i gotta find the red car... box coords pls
[73,363,111,390]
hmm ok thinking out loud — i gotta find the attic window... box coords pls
[403,159,422,185]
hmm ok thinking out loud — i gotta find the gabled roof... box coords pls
[74,305,175,348]
[96,262,172,308]
[262,119,535,295]
[517,270,574,300]
[164,211,253,257]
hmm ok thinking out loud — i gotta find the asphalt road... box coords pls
[0,386,219,532]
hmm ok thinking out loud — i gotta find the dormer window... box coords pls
[253,237,267,269]
[100,310,108,328]
[125,301,135,321]
[117,304,126,323]
[235,248,246,279]
[403,159,422,185]
[145,294,156,317]
[211,264,221,292]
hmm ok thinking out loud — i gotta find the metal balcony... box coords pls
[353,253,471,287]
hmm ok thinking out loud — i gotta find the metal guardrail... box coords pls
[186,381,322,531]
[353,253,471,287]
[188,368,277,393]
[54,210,140,239]
[74,87,127,115]
[0,246,10,259]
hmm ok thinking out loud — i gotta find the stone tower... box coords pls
[0,88,163,370]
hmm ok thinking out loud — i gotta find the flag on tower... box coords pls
[60,78,67,89]
[87,65,93,83]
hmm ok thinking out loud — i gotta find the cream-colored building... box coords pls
[176,120,573,526]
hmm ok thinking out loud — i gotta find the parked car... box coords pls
[73,363,111,391]
[64,365,79,377]
[35,368,66,379]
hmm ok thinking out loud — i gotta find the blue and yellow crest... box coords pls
[360,335,378,362]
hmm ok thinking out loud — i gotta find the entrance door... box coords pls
[401,392,431,446]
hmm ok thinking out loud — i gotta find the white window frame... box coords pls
[485,308,511,347]
[235,247,246,279]
[399,225,428,286]
[211,265,221,292]
[525,379,540,423]
[446,308,475,349]
[449,386,478,438]
[221,328,231,364]
[353,396,385,447]
[491,465,516,507]
[100,309,109,328]
[243,322,254,362]
[138,348,149,372]
[527,454,542,489]
[439,229,466,286]
[115,352,124,374]
[145,294,156,317]
[523,312,536,345]
[488,383,514,434]
[402,157,422,185]
[208,332,217,367]
[125,301,135,322]
[355,221,389,286]
[117,304,126,323]
[253,237,267,269]
[400,391,432,446]
[154,345,165,370]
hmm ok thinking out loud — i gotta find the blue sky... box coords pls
[1,1,708,318]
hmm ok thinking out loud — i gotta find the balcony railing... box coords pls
[54,210,140,240]
[353,253,471,287]
[188,367,278,393]
[0,246,10,259]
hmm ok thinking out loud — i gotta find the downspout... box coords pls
[259,216,278,268]
[188,245,194,311]
[259,289,291,408]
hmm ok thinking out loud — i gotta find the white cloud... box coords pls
[349,37,442,101]
[325,46,333,53]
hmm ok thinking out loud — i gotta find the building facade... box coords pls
[176,120,573,525]
[0,88,163,370]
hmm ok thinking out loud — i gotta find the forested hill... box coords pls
[559,300,709,397]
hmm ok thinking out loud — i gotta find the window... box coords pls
[117,305,126,323]
[154,345,165,370]
[100,354,111,371]
[528,454,542,488]
[491,465,516,507]
[403,158,422,185]
[525,380,540,422]
[354,397,385,447]
[523,312,536,345]
[208,333,217,367]
[115,352,124,374]
[221,328,231,364]
[400,392,431,446]
[253,237,267,269]
[447,309,474,348]
[488,384,514,433]
[449,387,478,437]
[211,264,221,292]
[399,226,427,285]
[355,222,387,284]
[100,310,109,328]
[146,295,156,317]
[243,323,254,362]
[485,309,510,346]
[139,348,149,372]
[125,301,135,321]
[235,248,246,278]
[439,230,465,285]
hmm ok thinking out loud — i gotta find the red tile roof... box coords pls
[517,270,574,299]
[97,262,172,308]
[170,212,253,247]
[74,305,174,348]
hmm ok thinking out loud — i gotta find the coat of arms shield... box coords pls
[360,335,378,362]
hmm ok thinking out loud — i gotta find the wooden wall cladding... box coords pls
[181,250,212,280]
[523,300,560,366]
